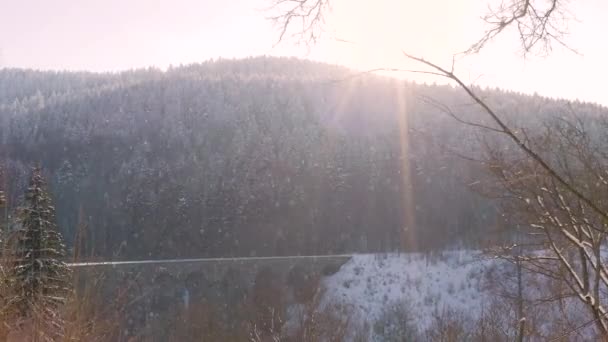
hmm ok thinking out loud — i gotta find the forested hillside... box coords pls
[1,57,605,259]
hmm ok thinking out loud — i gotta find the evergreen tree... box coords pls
[4,167,72,340]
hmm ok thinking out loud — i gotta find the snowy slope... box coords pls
[321,251,492,334]
[315,251,600,341]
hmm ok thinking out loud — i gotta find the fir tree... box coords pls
[4,167,72,340]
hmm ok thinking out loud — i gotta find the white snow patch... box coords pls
[321,251,492,333]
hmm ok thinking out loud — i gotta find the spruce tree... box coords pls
[4,167,72,340]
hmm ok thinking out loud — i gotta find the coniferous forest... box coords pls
[1,57,605,260]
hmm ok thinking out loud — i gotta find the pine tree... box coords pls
[4,167,72,340]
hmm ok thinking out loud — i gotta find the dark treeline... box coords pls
[0,57,605,259]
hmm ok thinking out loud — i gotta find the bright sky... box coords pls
[1,0,606,105]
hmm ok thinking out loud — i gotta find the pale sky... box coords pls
[1,0,607,105]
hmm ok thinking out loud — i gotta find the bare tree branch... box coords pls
[267,0,330,46]
[466,0,577,55]
[401,52,608,225]
[268,0,575,54]
[417,95,505,134]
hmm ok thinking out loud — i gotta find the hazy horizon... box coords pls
[2,0,607,105]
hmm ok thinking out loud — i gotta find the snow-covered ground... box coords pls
[321,251,492,334]
[311,251,597,340]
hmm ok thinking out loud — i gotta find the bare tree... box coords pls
[477,114,608,334]
[268,0,571,54]
[400,51,608,338]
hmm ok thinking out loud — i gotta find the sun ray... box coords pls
[330,78,358,129]
[395,80,417,251]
